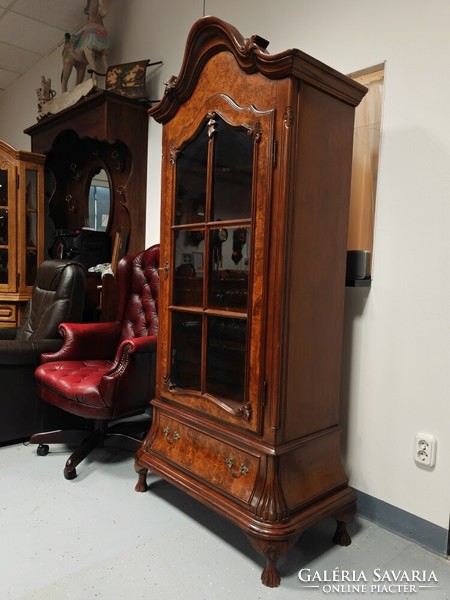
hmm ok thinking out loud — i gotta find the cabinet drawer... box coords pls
[0,303,17,324]
[151,414,259,503]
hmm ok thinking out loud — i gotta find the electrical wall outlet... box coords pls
[414,433,437,468]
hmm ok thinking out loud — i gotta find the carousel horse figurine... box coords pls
[61,0,110,93]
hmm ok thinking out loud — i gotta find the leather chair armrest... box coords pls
[99,335,158,409]
[0,327,17,340]
[40,321,123,364]
[119,335,157,356]
[107,335,157,374]
[0,339,63,365]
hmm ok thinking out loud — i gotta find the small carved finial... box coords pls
[164,75,178,93]
[241,34,270,54]
[36,75,56,120]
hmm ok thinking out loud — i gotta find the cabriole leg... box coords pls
[333,520,352,546]
[332,503,355,546]
[134,460,149,492]
[246,533,299,588]
[260,545,281,587]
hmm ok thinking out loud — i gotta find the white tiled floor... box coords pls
[1,441,449,600]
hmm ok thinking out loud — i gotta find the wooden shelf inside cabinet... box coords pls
[134,16,367,589]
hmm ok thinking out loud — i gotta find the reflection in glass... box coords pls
[0,248,8,284]
[209,226,250,311]
[26,213,37,247]
[173,234,203,307]
[0,209,8,245]
[88,168,110,231]
[171,312,202,390]
[212,117,253,222]
[206,316,246,402]
[25,170,37,210]
[0,169,7,206]
[169,115,255,405]
[26,250,37,286]
[175,123,209,225]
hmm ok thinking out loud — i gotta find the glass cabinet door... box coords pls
[0,162,15,291]
[24,168,38,286]
[0,142,44,326]
[16,160,44,294]
[164,105,272,429]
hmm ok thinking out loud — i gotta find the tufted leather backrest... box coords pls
[15,260,86,341]
[116,244,159,342]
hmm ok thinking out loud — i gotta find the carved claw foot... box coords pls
[333,520,352,546]
[134,461,149,492]
[246,534,299,588]
[261,546,281,587]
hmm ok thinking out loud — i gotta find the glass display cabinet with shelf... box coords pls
[0,140,45,326]
[135,17,367,588]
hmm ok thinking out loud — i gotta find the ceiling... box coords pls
[0,0,88,93]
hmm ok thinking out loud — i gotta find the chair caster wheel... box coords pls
[64,468,77,480]
[37,444,49,456]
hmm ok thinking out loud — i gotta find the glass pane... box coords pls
[0,249,8,284]
[173,232,204,307]
[26,212,37,248]
[0,169,7,206]
[212,118,253,221]
[26,250,37,286]
[0,209,8,245]
[208,226,250,311]
[206,316,246,402]
[175,123,208,225]
[170,312,202,390]
[25,171,39,286]
[88,168,110,231]
[25,169,37,210]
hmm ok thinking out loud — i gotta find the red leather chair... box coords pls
[29,244,159,480]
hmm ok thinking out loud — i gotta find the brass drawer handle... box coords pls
[162,426,180,444]
[224,457,249,478]
[158,261,169,278]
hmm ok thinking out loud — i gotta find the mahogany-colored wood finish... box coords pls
[135,17,366,587]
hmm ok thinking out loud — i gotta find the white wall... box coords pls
[1,0,449,530]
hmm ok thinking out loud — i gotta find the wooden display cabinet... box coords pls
[0,140,45,327]
[135,17,367,587]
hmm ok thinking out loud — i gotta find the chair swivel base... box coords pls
[31,418,150,479]
[63,429,103,479]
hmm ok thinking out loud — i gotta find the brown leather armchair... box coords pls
[29,244,159,480]
[0,260,86,444]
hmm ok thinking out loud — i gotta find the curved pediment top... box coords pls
[149,16,275,123]
[149,16,367,123]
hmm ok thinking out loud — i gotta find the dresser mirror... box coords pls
[87,167,111,232]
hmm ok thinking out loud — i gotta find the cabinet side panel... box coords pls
[284,84,356,440]
[280,429,348,509]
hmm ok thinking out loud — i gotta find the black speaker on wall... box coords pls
[346,250,372,280]
[50,229,110,269]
